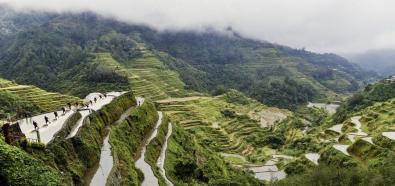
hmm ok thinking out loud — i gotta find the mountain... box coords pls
[0,9,375,110]
[1,6,394,186]
[141,31,381,109]
[346,49,395,76]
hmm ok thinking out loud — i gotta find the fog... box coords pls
[1,0,395,53]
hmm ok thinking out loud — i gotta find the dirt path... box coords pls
[17,92,126,144]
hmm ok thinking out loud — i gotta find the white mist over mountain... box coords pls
[1,0,395,54]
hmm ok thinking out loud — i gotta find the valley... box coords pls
[0,7,394,186]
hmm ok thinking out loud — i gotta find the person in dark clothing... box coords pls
[104,93,107,98]
[90,100,93,105]
[67,103,72,110]
[33,121,38,129]
[94,97,97,103]
[62,107,66,114]
[44,116,49,125]
[99,95,103,99]
[54,112,58,119]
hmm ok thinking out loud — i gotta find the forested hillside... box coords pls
[334,78,395,122]
[0,8,375,109]
[0,5,394,186]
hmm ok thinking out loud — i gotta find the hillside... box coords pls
[139,31,375,108]
[0,9,375,109]
[0,7,394,186]
[0,78,80,120]
[334,78,395,123]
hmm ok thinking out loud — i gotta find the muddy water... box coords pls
[67,110,90,139]
[307,102,340,114]
[157,123,174,186]
[135,111,163,186]
[90,135,113,186]
[333,144,350,156]
[305,153,320,165]
[247,155,293,181]
[382,132,395,140]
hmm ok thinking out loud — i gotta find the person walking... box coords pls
[94,97,97,103]
[90,100,93,105]
[33,121,38,130]
[44,116,49,125]
[62,107,66,114]
[54,112,58,120]
[99,95,103,99]
[67,103,72,110]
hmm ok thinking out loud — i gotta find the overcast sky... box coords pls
[1,0,395,54]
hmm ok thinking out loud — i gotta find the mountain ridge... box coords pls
[0,8,376,109]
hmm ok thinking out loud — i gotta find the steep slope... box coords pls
[0,13,130,97]
[139,31,374,108]
[0,9,374,109]
[334,78,395,123]
[270,79,395,185]
[0,78,80,119]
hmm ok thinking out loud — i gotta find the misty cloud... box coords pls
[1,0,395,53]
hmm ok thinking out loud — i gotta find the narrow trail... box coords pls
[157,123,174,186]
[17,92,125,144]
[135,111,163,186]
[89,135,113,186]
[67,92,126,139]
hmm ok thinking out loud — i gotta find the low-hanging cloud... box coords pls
[1,0,395,54]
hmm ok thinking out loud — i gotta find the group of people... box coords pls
[30,93,108,131]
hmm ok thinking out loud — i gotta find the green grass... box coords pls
[0,78,81,113]
[145,115,170,186]
[164,123,262,185]
[109,101,158,185]
[0,137,63,186]
[93,49,199,102]
[20,92,136,185]
[155,91,290,164]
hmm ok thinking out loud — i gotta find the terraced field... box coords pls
[93,44,199,101]
[156,95,289,156]
[0,78,81,112]
[296,101,395,168]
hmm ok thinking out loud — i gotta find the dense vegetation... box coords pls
[334,80,395,122]
[0,91,41,119]
[274,156,395,186]
[0,137,62,186]
[166,123,263,186]
[16,92,135,185]
[0,8,375,108]
[0,78,81,120]
[109,101,157,185]
[0,6,394,186]
[140,31,374,109]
